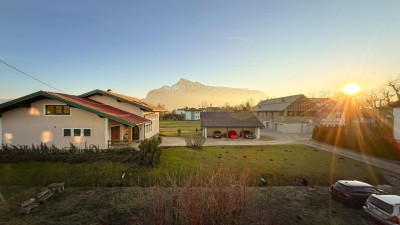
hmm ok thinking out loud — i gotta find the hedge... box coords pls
[312,124,400,160]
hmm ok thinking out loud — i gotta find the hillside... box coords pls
[144,78,268,110]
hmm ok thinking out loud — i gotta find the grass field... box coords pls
[0,186,380,225]
[0,145,386,187]
[0,144,389,225]
[159,120,201,137]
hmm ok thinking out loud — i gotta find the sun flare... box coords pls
[343,83,361,95]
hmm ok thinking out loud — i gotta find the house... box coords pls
[0,90,166,149]
[310,98,345,126]
[391,102,400,142]
[200,111,264,139]
[175,107,202,120]
[251,94,317,133]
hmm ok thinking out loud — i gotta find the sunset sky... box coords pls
[1,0,399,99]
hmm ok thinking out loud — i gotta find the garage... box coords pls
[200,112,264,139]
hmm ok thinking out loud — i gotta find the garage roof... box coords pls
[200,112,264,128]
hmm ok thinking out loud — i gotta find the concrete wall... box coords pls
[88,94,144,117]
[263,121,314,134]
[2,99,106,149]
[393,108,400,141]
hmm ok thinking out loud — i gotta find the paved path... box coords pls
[160,130,400,174]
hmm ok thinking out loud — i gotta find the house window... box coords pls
[336,113,341,119]
[46,105,70,115]
[73,129,81,136]
[145,124,152,133]
[63,128,91,137]
[83,129,91,137]
[63,129,71,137]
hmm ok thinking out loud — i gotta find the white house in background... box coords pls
[390,101,400,143]
[175,108,202,120]
[0,89,166,149]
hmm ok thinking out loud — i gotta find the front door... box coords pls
[132,126,139,140]
[111,126,120,141]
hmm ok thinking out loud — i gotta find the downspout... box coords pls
[105,118,109,149]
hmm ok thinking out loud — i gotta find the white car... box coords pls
[363,194,400,225]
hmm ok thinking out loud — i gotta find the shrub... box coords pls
[161,114,184,121]
[138,137,163,167]
[177,128,181,136]
[312,124,399,160]
[185,135,206,150]
[0,143,140,164]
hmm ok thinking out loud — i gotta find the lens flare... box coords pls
[343,83,361,95]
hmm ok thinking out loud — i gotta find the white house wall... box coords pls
[264,121,314,134]
[2,99,106,149]
[88,95,144,117]
[144,113,160,139]
[393,108,400,141]
[185,111,201,120]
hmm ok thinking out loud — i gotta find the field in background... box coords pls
[159,120,201,137]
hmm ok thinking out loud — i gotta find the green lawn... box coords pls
[159,120,201,137]
[0,145,386,187]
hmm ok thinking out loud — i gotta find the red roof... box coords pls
[104,90,167,112]
[46,92,150,125]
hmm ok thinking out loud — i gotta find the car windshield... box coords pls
[369,196,394,214]
[333,182,351,192]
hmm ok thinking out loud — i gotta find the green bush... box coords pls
[138,137,163,167]
[0,143,140,164]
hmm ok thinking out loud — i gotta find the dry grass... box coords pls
[134,166,279,225]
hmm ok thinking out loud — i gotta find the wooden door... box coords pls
[111,126,120,140]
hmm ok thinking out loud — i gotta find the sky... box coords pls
[1,0,400,100]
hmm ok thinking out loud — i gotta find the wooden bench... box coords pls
[19,182,65,214]
[36,189,54,202]
[20,198,40,215]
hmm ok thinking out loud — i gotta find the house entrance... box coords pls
[111,126,121,140]
[132,126,139,140]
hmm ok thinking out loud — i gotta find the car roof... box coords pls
[338,180,374,187]
[372,195,400,205]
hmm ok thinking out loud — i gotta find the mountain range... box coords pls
[144,78,268,111]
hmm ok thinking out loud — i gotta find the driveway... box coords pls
[160,130,400,174]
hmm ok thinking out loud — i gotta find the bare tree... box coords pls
[198,100,208,109]
[386,76,400,101]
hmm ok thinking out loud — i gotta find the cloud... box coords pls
[225,37,254,43]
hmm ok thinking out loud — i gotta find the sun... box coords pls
[343,83,361,95]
